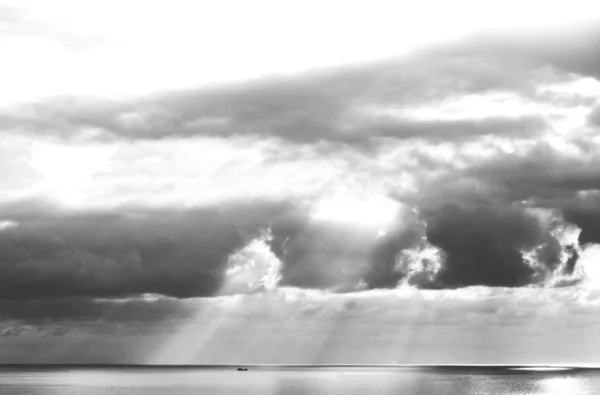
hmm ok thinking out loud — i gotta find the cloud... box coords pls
[0,200,291,299]
[268,210,422,291]
[266,201,578,290]
[0,4,104,50]
[564,203,600,245]
[464,143,594,203]
[422,20,600,81]
[386,139,600,289]
[2,138,595,299]
[563,245,580,275]
[0,199,426,298]
[422,204,549,287]
[589,104,600,126]
[0,21,598,301]
[393,135,600,214]
[0,77,549,148]
[351,115,548,143]
[0,196,575,300]
[11,20,600,147]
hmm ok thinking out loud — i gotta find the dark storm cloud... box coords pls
[564,204,600,245]
[1,183,585,299]
[268,212,423,291]
[0,199,425,298]
[0,196,582,301]
[422,204,556,288]
[395,139,600,287]
[0,200,290,299]
[266,203,568,290]
[268,215,368,289]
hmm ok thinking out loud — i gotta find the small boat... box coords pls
[237,367,248,371]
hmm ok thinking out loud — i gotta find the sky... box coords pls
[1,0,600,365]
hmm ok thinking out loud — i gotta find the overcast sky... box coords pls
[1,0,600,365]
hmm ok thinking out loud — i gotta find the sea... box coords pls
[0,365,599,394]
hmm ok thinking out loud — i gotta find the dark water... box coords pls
[0,366,599,394]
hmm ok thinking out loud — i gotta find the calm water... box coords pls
[0,366,599,394]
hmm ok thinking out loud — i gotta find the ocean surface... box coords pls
[0,365,599,394]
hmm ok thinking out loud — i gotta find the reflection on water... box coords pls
[0,366,598,395]
[540,376,590,395]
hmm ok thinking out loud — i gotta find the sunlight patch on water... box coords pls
[539,376,588,395]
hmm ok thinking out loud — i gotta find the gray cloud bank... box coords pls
[10,22,600,145]
[0,201,289,299]
[0,195,587,305]
[1,21,600,310]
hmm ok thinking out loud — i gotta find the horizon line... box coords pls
[1,363,600,368]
